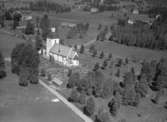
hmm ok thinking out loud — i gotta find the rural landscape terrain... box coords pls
[0,0,167,122]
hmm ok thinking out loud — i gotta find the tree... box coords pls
[80,45,84,54]
[19,66,29,86]
[93,71,104,97]
[93,62,99,71]
[115,68,120,77]
[77,78,88,93]
[84,97,96,116]
[151,89,164,104]
[78,93,86,105]
[101,59,108,70]
[29,68,39,84]
[67,69,72,77]
[97,31,106,41]
[108,53,112,60]
[11,43,40,86]
[5,9,13,20]
[95,111,111,122]
[135,74,148,97]
[118,119,126,122]
[40,68,46,77]
[68,88,79,102]
[25,20,35,35]
[0,52,6,79]
[11,43,26,75]
[67,72,80,88]
[35,32,43,51]
[108,98,118,116]
[0,10,5,28]
[153,58,167,90]
[115,58,122,67]
[102,79,114,98]
[92,49,97,57]
[123,71,136,88]
[122,87,140,107]
[13,11,22,30]
[99,51,104,59]
[89,45,96,53]
[40,14,50,40]
[97,24,102,30]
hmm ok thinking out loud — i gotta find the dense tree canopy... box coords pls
[11,43,39,86]
[111,16,167,50]
[0,52,6,79]
[40,14,50,40]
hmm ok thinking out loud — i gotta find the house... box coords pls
[128,19,134,24]
[52,76,63,86]
[128,14,154,25]
[61,22,76,28]
[90,8,99,13]
[132,9,139,14]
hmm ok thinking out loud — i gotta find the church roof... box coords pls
[50,43,77,59]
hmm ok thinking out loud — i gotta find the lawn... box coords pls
[0,61,84,122]
[93,41,167,61]
[0,30,84,122]
[0,30,25,57]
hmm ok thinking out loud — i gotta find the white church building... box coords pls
[40,27,79,67]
